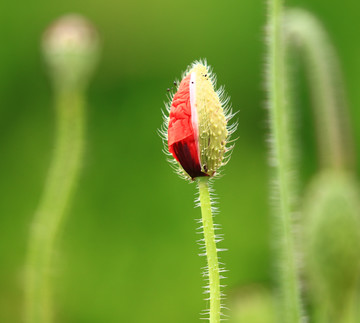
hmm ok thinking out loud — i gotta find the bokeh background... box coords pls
[1,0,360,322]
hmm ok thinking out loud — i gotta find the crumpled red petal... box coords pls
[168,74,206,179]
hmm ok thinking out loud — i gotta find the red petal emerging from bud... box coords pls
[168,74,206,179]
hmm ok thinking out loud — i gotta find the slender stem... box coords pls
[25,89,85,323]
[283,9,354,170]
[267,0,303,322]
[197,177,220,323]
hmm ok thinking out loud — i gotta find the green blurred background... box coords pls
[0,0,359,322]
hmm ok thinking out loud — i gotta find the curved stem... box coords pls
[266,0,304,322]
[197,177,221,323]
[25,90,85,323]
[283,8,354,170]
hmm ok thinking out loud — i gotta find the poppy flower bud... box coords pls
[164,61,235,179]
[42,14,99,91]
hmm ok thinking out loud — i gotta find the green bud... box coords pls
[303,171,360,321]
[42,14,100,91]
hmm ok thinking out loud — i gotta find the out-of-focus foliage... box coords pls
[0,0,359,322]
[229,285,276,323]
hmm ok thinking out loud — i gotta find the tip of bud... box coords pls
[42,14,100,90]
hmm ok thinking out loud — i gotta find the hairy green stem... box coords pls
[25,90,85,323]
[267,0,303,322]
[197,177,220,323]
[283,9,354,170]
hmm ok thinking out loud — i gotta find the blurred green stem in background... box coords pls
[25,90,85,323]
[25,15,99,323]
[267,0,303,322]
[267,0,356,322]
[284,10,360,323]
[197,177,221,323]
[283,8,354,170]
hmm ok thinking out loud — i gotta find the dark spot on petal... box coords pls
[172,141,207,179]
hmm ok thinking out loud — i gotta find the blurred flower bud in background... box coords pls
[42,14,100,91]
[24,14,100,323]
[303,171,360,321]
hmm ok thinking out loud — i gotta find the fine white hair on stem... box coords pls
[195,180,229,321]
